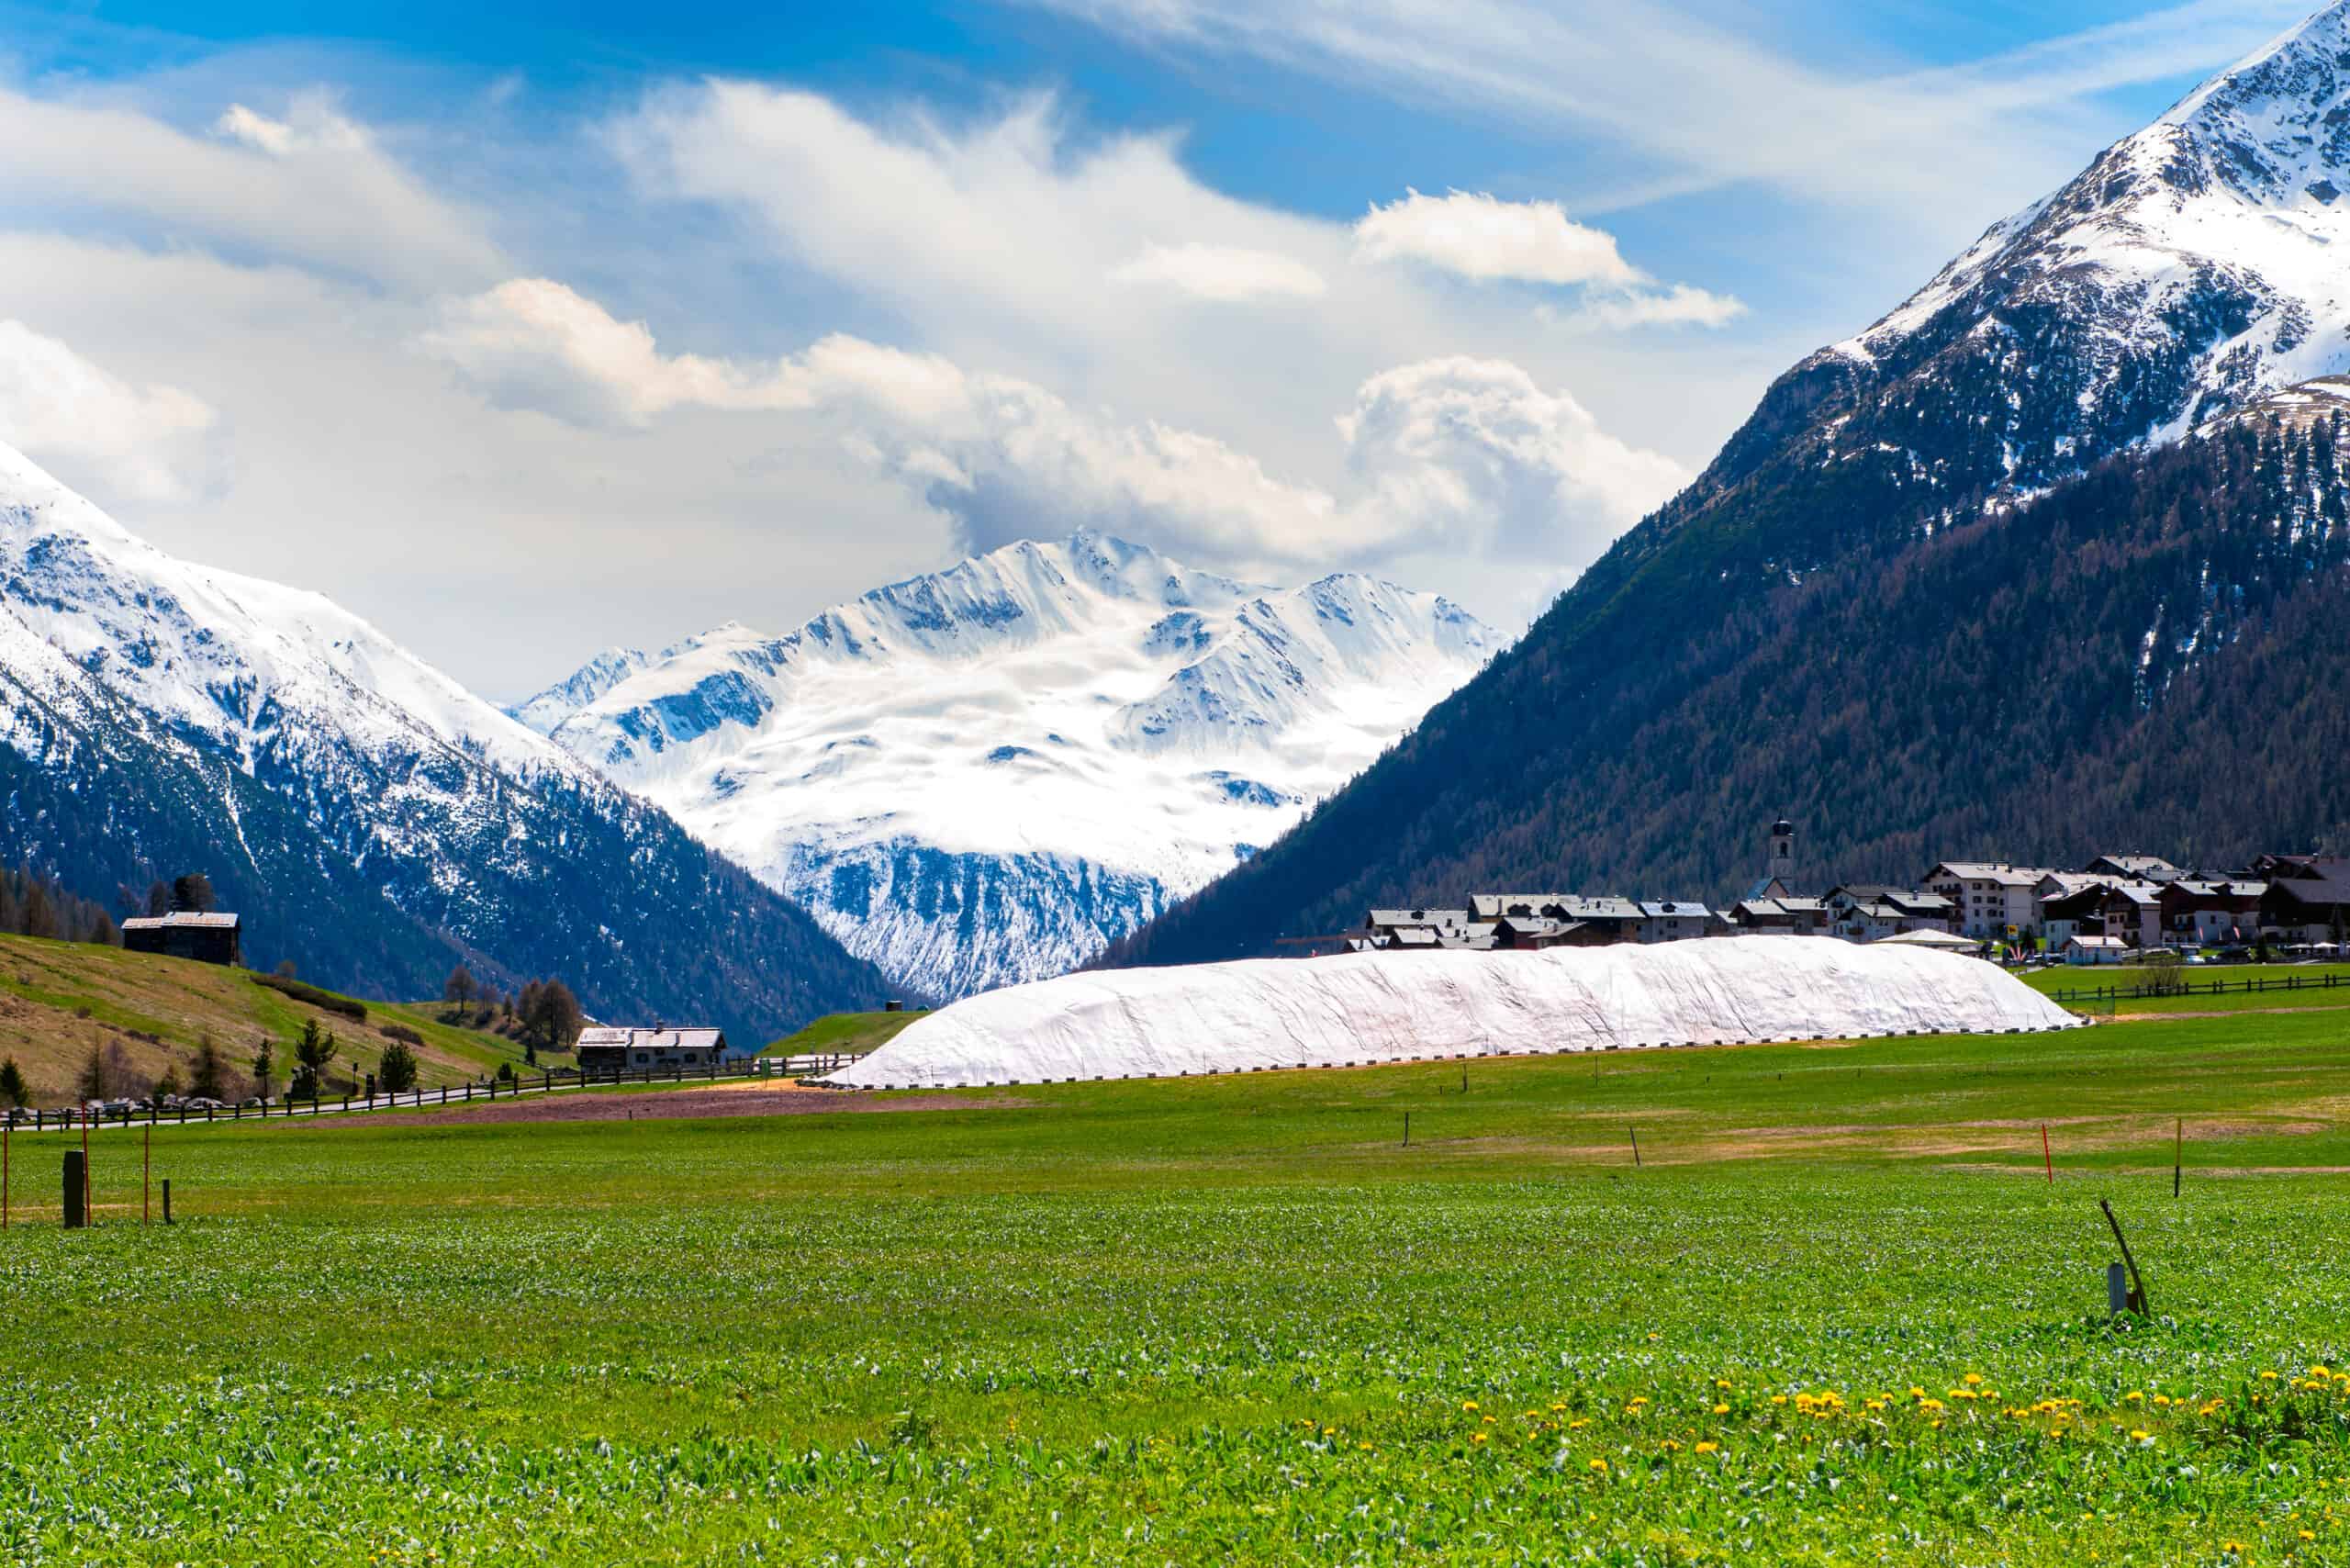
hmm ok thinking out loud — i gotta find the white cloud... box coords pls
[0,319,227,505]
[421,277,1685,573]
[420,277,818,426]
[0,84,501,291]
[1109,241,1326,301]
[1338,357,1687,567]
[1547,284,1748,331]
[214,93,374,157]
[1015,0,2310,221]
[1355,189,1639,286]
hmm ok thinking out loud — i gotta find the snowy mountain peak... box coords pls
[523,532,1496,998]
[1779,1,2350,506]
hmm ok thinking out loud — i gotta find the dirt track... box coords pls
[347,1081,995,1128]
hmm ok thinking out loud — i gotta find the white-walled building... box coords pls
[1924,863,2057,941]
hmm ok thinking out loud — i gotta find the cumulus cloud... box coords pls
[420,277,819,426]
[1337,356,1687,565]
[1355,189,1639,287]
[0,319,227,505]
[1108,241,1326,301]
[421,278,1685,571]
[1354,189,1743,329]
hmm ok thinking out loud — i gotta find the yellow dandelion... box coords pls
[1462,1400,1480,1411]
[1713,1403,1730,1416]
[1695,1440,1718,1454]
[1964,1373,1983,1386]
[1588,1458,1608,1473]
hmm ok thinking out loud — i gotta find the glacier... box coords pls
[515,532,1496,999]
[826,939,2083,1090]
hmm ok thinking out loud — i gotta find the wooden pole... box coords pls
[81,1112,91,1223]
[2174,1118,2182,1198]
[1629,1126,1641,1168]
[142,1123,151,1226]
[1403,1111,1410,1148]
[2100,1198,2150,1315]
[3,1119,8,1230]
[2042,1123,2053,1184]
[162,1178,173,1225]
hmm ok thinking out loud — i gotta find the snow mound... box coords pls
[824,938,2081,1089]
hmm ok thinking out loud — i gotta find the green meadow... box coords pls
[6,995,2350,1564]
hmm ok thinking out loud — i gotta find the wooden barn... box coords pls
[575,1025,731,1072]
[120,911,243,967]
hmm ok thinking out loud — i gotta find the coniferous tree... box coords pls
[289,1018,339,1100]
[376,1037,419,1094]
[252,1039,276,1102]
[171,873,218,914]
[0,1057,26,1109]
[145,881,171,919]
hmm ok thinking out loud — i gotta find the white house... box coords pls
[1923,862,2058,941]
[2064,935,2129,966]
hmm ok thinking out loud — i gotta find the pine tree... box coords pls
[252,1039,275,1102]
[289,1018,339,1100]
[0,1058,26,1109]
[376,1038,419,1094]
[170,873,218,914]
[145,880,171,919]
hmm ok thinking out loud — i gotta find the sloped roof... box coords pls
[121,912,240,930]
[576,1025,728,1053]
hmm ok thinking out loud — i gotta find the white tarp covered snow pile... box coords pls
[824,937,2081,1090]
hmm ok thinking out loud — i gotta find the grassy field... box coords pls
[6,1003,2350,1562]
[0,933,541,1103]
[761,1008,927,1058]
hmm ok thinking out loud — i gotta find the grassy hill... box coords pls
[760,1009,925,1059]
[0,931,540,1103]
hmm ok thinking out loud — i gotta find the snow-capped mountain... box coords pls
[1698,1,2350,514]
[0,439,892,1038]
[514,533,1495,997]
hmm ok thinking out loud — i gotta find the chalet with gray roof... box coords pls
[575,1025,731,1072]
[120,911,242,967]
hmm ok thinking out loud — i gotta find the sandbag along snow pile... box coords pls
[825,937,2081,1090]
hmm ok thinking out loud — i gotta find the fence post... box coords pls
[63,1149,84,1230]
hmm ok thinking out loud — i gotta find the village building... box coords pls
[2156,879,2266,948]
[2082,853,2185,884]
[1824,886,1956,943]
[2033,876,2117,950]
[2100,882,2165,948]
[120,911,243,967]
[2252,856,2350,944]
[1922,863,2055,941]
[2064,935,2129,966]
[575,1025,731,1072]
[1729,895,1829,935]
[1634,901,1718,943]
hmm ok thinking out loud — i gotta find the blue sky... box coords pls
[0,0,2322,692]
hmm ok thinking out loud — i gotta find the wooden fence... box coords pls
[3,1052,856,1134]
[2050,971,2347,1005]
